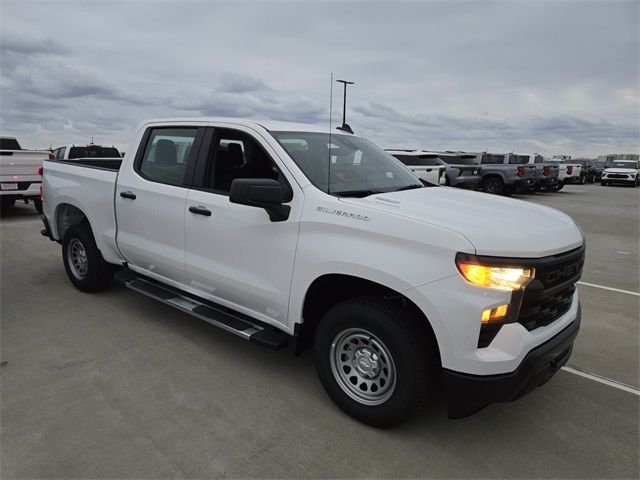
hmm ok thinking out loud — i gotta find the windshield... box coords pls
[610,161,639,169]
[271,131,422,196]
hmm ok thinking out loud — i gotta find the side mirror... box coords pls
[229,178,291,222]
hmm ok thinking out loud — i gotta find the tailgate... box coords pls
[0,151,47,177]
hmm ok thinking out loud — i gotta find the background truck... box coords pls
[517,154,560,192]
[433,151,482,189]
[386,150,446,185]
[41,118,585,427]
[0,136,48,212]
[546,159,583,191]
[52,143,122,160]
[475,152,537,195]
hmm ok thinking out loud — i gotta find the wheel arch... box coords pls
[294,273,440,363]
[54,202,90,241]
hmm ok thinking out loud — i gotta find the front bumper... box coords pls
[443,306,580,418]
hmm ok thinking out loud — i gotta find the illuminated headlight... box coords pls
[456,253,534,291]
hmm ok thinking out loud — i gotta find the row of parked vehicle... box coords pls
[388,150,640,194]
[2,135,638,215]
[0,137,122,212]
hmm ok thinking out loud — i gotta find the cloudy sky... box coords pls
[1,0,638,157]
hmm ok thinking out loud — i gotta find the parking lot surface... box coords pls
[1,184,638,479]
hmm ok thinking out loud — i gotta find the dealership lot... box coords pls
[1,184,638,478]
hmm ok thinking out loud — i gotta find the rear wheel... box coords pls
[482,177,505,195]
[601,181,607,186]
[62,222,113,292]
[314,298,437,428]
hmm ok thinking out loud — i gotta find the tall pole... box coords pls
[336,79,354,133]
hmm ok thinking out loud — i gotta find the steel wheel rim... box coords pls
[330,328,396,406]
[67,238,88,280]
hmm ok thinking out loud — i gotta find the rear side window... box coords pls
[394,155,442,166]
[0,138,21,150]
[138,128,198,186]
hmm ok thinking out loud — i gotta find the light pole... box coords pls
[336,79,354,133]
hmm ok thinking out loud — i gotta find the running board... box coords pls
[120,275,289,349]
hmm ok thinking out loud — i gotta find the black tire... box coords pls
[33,199,43,214]
[482,177,505,195]
[1,197,16,208]
[62,222,113,292]
[601,181,607,186]
[555,182,565,191]
[579,175,585,185]
[314,297,437,428]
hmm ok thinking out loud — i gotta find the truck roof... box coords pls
[141,118,342,134]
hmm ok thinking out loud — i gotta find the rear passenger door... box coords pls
[116,125,204,285]
[183,125,301,329]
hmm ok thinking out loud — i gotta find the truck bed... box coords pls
[42,158,122,264]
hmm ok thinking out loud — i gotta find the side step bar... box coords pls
[118,273,289,350]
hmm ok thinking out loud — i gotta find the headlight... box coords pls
[456,254,534,291]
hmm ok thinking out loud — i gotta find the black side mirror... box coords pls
[229,178,291,222]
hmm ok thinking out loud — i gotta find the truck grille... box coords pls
[516,246,585,331]
[477,244,585,347]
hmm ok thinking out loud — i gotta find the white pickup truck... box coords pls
[546,159,583,191]
[1,136,49,212]
[41,118,585,427]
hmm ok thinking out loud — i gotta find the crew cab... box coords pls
[601,160,640,187]
[41,118,585,427]
[476,152,536,195]
[386,150,446,185]
[517,154,560,192]
[0,136,48,212]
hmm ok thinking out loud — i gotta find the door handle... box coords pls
[120,191,136,200]
[189,206,212,217]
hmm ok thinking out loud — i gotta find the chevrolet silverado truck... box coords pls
[41,118,585,427]
[601,160,640,187]
[476,152,536,195]
[0,136,49,212]
[518,154,560,192]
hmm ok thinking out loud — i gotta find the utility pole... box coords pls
[336,79,354,133]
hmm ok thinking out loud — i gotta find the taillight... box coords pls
[567,165,573,175]
[543,166,550,176]
[517,166,525,177]
[48,153,55,160]
[37,166,43,175]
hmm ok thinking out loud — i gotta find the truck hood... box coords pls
[340,187,584,257]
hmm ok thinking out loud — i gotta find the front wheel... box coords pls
[62,222,113,292]
[314,298,437,428]
[482,177,505,195]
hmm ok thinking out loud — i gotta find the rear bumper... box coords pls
[512,178,535,188]
[563,176,582,184]
[535,177,558,187]
[443,305,580,418]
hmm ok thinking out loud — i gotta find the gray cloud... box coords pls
[0,1,637,157]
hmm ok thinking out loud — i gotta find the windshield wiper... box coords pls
[393,184,424,192]
[333,189,383,198]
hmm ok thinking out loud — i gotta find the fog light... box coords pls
[481,304,509,324]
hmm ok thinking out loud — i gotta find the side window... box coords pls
[392,155,413,166]
[205,129,290,199]
[138,128,198,186]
